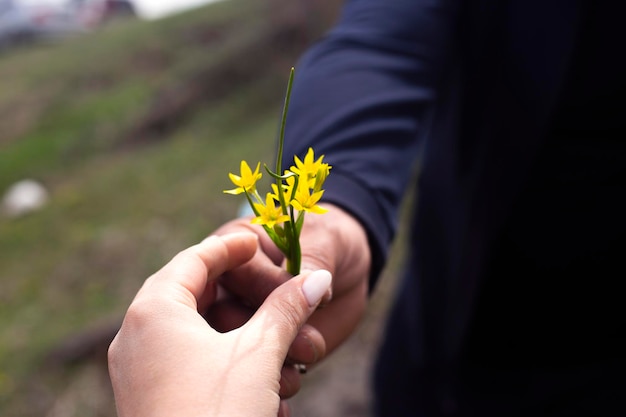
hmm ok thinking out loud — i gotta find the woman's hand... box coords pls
[108,233,332,417]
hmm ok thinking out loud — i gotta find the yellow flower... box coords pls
[251,193,291,228]
[291,148,325,184]
[290,180,328,214]
[313,163,331,192]
[224,161,262,195]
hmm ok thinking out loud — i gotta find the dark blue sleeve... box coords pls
[283,0,460,286]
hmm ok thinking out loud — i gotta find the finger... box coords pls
[245,270,332,359]
[203,232,259,273]
[297,204,370,303]
[219,249,293,308]
[303,277,368,355]
[196,279,218,315]
[213,218,292,309]
[214,218,284,265]
[296,204,343,274]
[286,324,326,365]
[202,297,255,332]
[146,232,258,309]
[278,400,290,417]
[293,205,354,304]
[279,364,302,399]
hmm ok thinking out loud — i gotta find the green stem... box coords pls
[275,67,300,274]
[288,230,301,274]
[275,67,295,183]
[244,191,260,217]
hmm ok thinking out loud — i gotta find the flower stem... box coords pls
[275,67,295,182]
[274,67,300,275]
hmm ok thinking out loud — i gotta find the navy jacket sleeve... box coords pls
[283,0,460,287]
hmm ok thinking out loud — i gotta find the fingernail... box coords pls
[219,232,259,242]
[200,235,220,244]
[302,270,332,307]
[202,232,258,245]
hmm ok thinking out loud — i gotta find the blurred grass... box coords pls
[0,0,342,415]
[0,0,285,190]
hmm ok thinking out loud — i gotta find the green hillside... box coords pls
[0,1,340,415]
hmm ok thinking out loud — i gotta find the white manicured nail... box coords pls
[302,270,332,307]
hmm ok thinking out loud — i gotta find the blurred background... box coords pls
[0,0,405,415]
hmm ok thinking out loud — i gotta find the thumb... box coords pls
[245,270,332,357]
[297,228,337,275]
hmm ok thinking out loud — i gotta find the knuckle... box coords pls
[120,297,155,330]
[278,306,302,332]
[272,294,305,332]
[107,337,119,367]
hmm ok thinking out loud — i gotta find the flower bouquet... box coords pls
[224,68,331,275]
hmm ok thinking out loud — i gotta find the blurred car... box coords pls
[68,0,136,28]
[0,0,84,47]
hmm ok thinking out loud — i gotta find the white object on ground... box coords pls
[1,179,49,218]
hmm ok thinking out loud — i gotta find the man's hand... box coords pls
[207,203,371,401]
